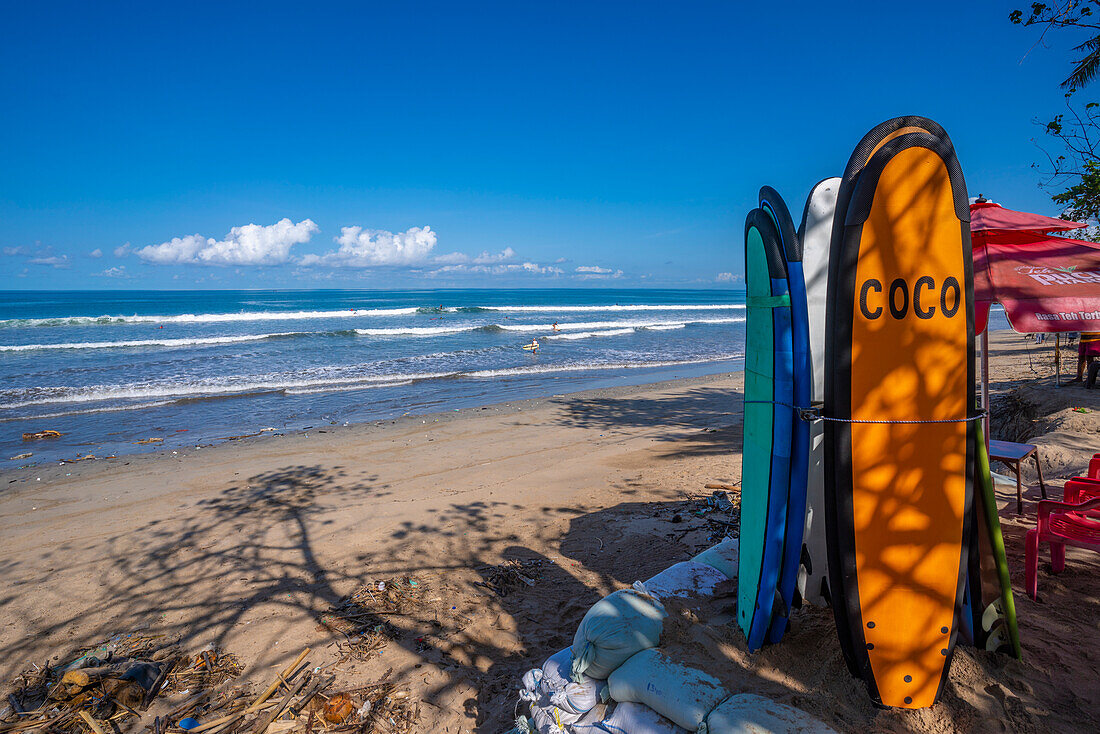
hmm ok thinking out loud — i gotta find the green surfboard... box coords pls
[975,421,1022,659]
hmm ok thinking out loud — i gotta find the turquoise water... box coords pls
[0,289,748,465]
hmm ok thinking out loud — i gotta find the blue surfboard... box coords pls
[760,187,811,644]
[738,207,794,651]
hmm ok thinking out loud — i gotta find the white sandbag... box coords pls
[529,702,580,733]
[573,701,688,734]
[520,667,543,702]
[637,561,729,601]
[607,648,729,731]
[539,648,606,715]
[699,693,837,733]
[692,537,739,580]
[571,589,667,681]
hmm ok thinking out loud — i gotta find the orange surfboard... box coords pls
[825,119,975,708]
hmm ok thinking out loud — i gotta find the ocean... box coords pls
[0,289,749,465]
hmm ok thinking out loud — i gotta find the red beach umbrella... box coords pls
[969,200,1100,423]
[970,200,1087,240]
[970,200,1100,334]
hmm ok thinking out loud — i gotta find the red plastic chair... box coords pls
[1025,494,1100,599]
[1089,452,1100,480]
[1064,477,1100,504]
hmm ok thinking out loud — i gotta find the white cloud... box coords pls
[4,243,70,269]
[522,261,562,274]
[93,266,129,279]
[137,218,318,266]
[115,243,132,257]
[429,260,563,277]
[433,247,516,266]
[574,265,623,280]
[474,247,515,264]
[716,272,742,283]
[89,248,103,258]
[301,226,436,268]
[433,251,470,265]
[29,255,71,269]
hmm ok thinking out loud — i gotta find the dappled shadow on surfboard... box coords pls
[544,384,744,459]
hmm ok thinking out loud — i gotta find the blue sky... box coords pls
[0,1,1089,289]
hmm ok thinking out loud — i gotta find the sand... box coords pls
[1,331,1098,733]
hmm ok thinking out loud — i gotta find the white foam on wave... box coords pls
[0,351,745,411]
[355,326,470,336]
[353,317,743,338]
[0,400,178,423]
[641,323,687,331]
[0,371,458,410]
[544,328,636,340]
[0,332,303,352]
[498,317,742,332]
[481,304,744,312]
[283,380,414,396]
[0,307,419,328]
[465,355,742,378]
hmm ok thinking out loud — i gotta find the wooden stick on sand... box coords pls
[250,675,309,734]
[247,649,309,714]
[188,649,310,734]
[78,711,107,734]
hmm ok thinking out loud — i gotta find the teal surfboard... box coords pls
[738,208,794,651]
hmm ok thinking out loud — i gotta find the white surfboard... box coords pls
[796,177,839,607]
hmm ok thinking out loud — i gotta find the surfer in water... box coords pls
[552,322,559,332]
[524,338,540,353]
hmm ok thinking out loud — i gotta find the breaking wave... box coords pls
[478,304,744,312]
[0,307,419,328]
[0,332,305,352]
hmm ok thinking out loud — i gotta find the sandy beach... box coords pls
[2,330,1098,733]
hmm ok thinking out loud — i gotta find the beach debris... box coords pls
[474,559,544,597]
[9,453,32,461]
[316,577,426,662]
[321,693,354,723]
[22,430,63,441]
[336,577,426,615]
[700,490,735,514]
[60,454,97,464]
[135,438,163,445]
[322,676,418,734]
[703,482,738,492]
[2,636,421,734]
[216,431,272,441]
[165,647,243,692]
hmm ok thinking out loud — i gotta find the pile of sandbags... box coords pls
[517,647,608,731]
[571,588,668,681]
[510,537,834,733]
[692,536,739,580]
[633,561,729,601]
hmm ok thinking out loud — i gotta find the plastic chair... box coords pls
[1088,453,1100,480]
[1064,477,1100,504]
[1025,494,1100,599]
